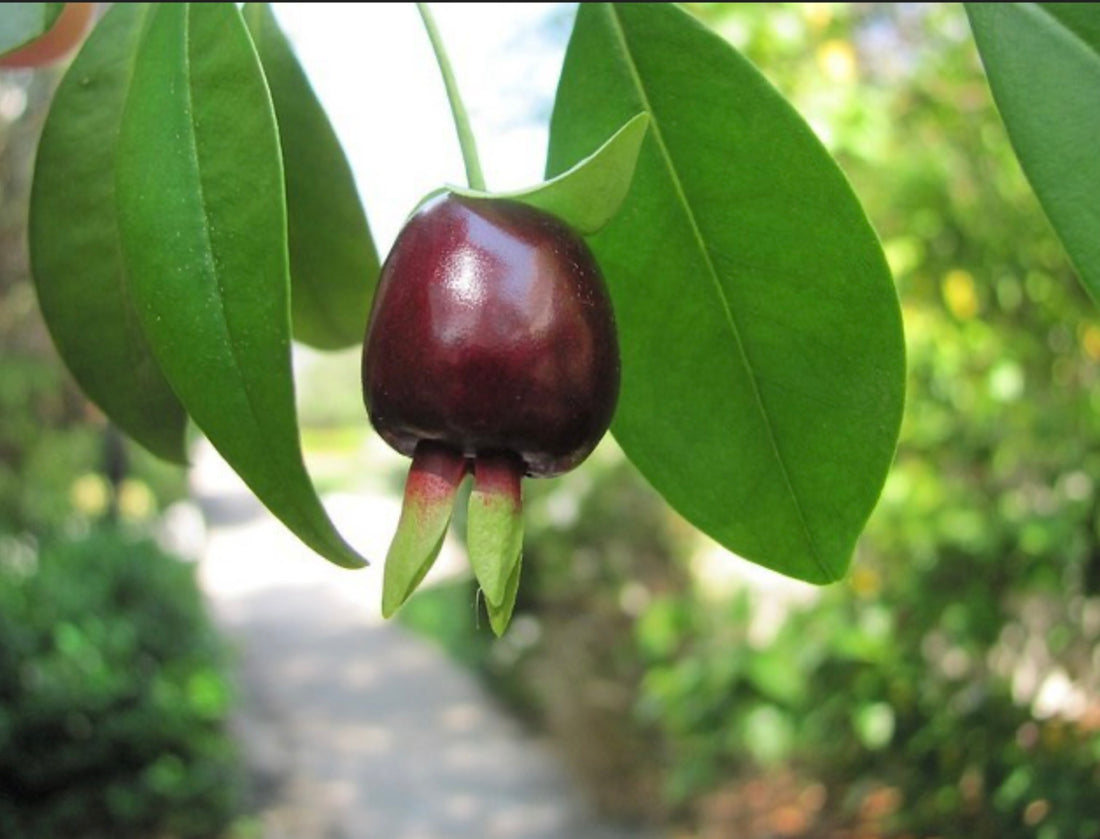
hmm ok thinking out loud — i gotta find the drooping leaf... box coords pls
[242,3,379,350]
[966,3,1100,304]
[115,3,365,568]
[548,4,905,584]
[29,3,188,463]
[0,3,63,56]
[449,112,650,235]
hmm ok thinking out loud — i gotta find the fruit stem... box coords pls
[416,3,487,191]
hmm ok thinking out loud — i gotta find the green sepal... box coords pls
[382,444,468,617]
[484,556,522,638]
[466,454,524,612]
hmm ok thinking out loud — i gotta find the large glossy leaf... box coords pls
[966,3,1100,304]
[449,112,650,235]
[242,3,379,350]
[29,3,188,463]
[115,3,365,568]
[0,3,63,55]
[547,4,905,583]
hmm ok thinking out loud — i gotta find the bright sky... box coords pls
[272,3,572,254]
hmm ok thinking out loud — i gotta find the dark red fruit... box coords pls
[363,191,620,631]
[362,192,619,476]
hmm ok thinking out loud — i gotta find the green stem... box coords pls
[416,2,486,191]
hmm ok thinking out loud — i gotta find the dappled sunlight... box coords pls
[192,437,468,617]
[217,582,627,838]
[5,2,1100,837]
[187,425,635,837]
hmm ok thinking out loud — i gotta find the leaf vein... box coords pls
[603,3,830,579]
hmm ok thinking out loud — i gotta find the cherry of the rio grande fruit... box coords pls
[362,192,620,633]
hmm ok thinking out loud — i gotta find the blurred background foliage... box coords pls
[0,71,188,536]
[4,3,1100,838]
[0,529,244,838]
[406,4,1100,837]
[0,66,244,838]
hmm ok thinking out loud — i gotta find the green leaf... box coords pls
[449,112,650,235]
[547,4,905,584]
[0,3,63,56]
[242,3,379,350]
[29,3,188,464]
[966,3,1100,304]
[115,3,365,568]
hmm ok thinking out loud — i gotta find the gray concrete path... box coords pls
[183,441,642,839]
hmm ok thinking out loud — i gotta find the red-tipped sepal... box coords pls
[381,442,468,618]
[467,453,524,635]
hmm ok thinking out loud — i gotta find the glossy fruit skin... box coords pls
[362,192,619,478]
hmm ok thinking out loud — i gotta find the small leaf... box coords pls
[115,3,365,568]
[966,3,1100,304]
[0,3,63,56]
[449,112,650,235]
[548,4,905,584]
[466,454,523,610]
[382,443,467,617]
[242,3,380,350]
[29,3,188,463]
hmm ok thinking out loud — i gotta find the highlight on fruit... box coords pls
[362,191,620,634]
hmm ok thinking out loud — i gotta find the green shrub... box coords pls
[636,580,1100,839]
[0,527,244,839]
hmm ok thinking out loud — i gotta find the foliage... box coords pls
[0,527,244,839]
[8,0,1098,605]
[11,1,913,585]
[548,3,903,584]
[0,69,186,536]
[628,5,1100,836]
[0,354,95,531]
[966,3,1100,302]
[408,5,1100,836]
[505,459,688,821]
[6,2,1100,833]
[0,354,186,532]
[637,583,1100,838]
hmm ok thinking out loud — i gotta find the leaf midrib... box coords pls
[179,5,329,547]
[604,4,830,578]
